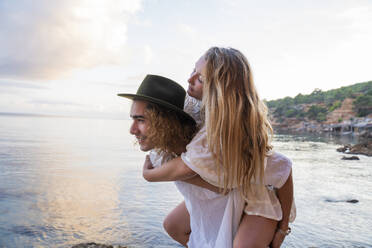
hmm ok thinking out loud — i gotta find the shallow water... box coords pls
[0,115,371,248]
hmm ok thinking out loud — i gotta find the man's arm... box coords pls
[142,155,196,182]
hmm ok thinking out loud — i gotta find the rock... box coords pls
[341,156,360,160]
[71,243,127,248]
[337,141,372,157]
[325,198,359,203]
[349,141,372,157]
[336,145,350,152]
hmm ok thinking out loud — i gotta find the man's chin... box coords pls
[139,145,153,152]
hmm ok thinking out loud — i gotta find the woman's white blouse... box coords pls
[181,125,296,222]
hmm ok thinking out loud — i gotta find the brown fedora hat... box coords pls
[118,74,195,124]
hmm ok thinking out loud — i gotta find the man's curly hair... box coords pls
[145,102,197,155]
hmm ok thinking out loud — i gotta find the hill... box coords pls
[266,80,372,134]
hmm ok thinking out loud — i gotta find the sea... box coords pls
[0,114,371,248]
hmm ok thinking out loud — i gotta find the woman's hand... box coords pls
[143,155,153,170]
[142,155,154,180]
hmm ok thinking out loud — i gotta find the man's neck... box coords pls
[173,145,186,156]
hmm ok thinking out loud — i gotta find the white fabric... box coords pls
[149,150,245,248]
[181,125,296,222]
[184,94,203,127]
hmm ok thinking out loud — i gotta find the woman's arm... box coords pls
[271,171,293,248]
[182,175,224,194]
[143,155,224,193]
[142,155,196,182]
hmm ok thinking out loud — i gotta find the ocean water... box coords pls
[0,114,371,248]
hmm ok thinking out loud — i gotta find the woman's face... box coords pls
[187,55,207,100]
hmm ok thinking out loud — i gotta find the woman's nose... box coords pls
[188,73,195,84]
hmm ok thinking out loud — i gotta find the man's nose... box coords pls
[130,122,138,135]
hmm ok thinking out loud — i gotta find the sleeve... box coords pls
[264,152,292,189]
[180,126,223,187]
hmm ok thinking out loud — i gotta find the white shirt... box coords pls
[149,150,245,248]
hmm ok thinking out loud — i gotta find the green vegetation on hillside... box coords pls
[266,80,372,122]
[353,88,372,117]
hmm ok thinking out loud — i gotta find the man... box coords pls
[118,74,224,246]
[118,74,197,155]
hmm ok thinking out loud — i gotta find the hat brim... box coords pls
[118,93,196,125]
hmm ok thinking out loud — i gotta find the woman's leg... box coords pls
[163,201,191,246]
[233,214,277,248]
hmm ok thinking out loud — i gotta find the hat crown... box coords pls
[136,75,186,109]
[117,74,195,125]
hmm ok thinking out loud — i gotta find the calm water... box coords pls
[0,115,371,248]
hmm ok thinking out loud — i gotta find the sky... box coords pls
[0,0,371,118]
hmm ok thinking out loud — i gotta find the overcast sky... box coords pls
[1,0,371,118]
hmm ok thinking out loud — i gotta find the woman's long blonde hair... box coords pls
[203,47,273,197]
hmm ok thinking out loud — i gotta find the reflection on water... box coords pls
[35,168,125,246]
[0,115,181,248]
[0,115,371,247]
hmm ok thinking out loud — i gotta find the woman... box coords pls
[143,47,295,247]
[144,95,246,248]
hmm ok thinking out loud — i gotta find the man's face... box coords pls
[129,100,154,151]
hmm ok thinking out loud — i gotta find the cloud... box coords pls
[178,23,196,36]
[144,45,153,64]
[29,99,87,107]
[0,80,48,89]
[338,5,372,31]
[0,0,142,80]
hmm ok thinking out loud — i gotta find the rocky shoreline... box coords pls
[336,141,372,157]
[272,117,372,157]
[72,243,127,248]
[272,118,372,139]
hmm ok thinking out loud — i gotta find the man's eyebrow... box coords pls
[130,115,145,119]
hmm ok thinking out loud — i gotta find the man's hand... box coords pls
[270,229,287,248]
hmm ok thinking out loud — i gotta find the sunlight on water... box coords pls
[0,115,371,247]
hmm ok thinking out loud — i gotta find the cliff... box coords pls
[267,80,372,137]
